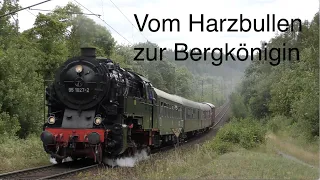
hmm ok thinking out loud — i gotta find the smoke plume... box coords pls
[103,149,150,167]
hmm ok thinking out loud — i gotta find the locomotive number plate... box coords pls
[68,88,90,93]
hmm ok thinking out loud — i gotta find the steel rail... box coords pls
[0,164,55,179]
[36,164,99,180]
[0,160,94,180]
[212,101,230,128]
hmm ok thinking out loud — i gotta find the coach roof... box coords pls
[154,88,183,104]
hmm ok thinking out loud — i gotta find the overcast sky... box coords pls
[17,0,319,51]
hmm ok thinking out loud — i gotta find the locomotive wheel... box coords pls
[55,158,63,164]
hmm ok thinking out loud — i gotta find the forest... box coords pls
[0,1,248,140]
[230,12,319,142]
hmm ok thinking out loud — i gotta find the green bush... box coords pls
[206,139,233,155]
[266,115,294,134]
[205,117,267,154]
[0,134,50,173]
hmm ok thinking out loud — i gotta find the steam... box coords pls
[49,157,57,164]
[103,149,150,167]
[49,157,73,164]
[49,149,150,167]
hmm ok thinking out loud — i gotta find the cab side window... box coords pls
[145,83,155,101]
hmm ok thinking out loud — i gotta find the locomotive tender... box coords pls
[40,47,215,164]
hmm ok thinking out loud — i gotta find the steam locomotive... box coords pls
[40,47,215,164]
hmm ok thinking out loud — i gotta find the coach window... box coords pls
[177,106,179,119]
[172,105,175,118]
[145,84,152,101]
[176,105,179,119]
[172,105,174,118]
[171,105,174,118]
[141,83,146,99]
[186,108,190,119]
[160,102,163,117]
[173,105,175,118]
[191,109,194,119]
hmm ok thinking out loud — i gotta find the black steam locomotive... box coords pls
[41,47,215,164]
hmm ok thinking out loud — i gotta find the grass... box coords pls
[0,117,318,179]
[0,135,51,173]
[1,133,317,179]
[80,117,319,179]
[80,139,319,180]
[263,132,319,168]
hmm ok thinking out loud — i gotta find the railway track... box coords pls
[0,160,99,180]
[0,102,230,180]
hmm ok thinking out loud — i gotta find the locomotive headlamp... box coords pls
[75,65,83,73]
[94,117,102,125]
[48,116,55,124]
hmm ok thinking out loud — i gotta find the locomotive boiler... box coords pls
[40,47,215,164]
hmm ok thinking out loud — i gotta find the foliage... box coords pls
[205,117,267,154]
[0,134,50,173]
[266,115,294,134]
[0,35,44,138]
[229,90,248,119]
[230,12,319,141]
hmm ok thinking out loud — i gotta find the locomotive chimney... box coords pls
[81,47,96,58]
